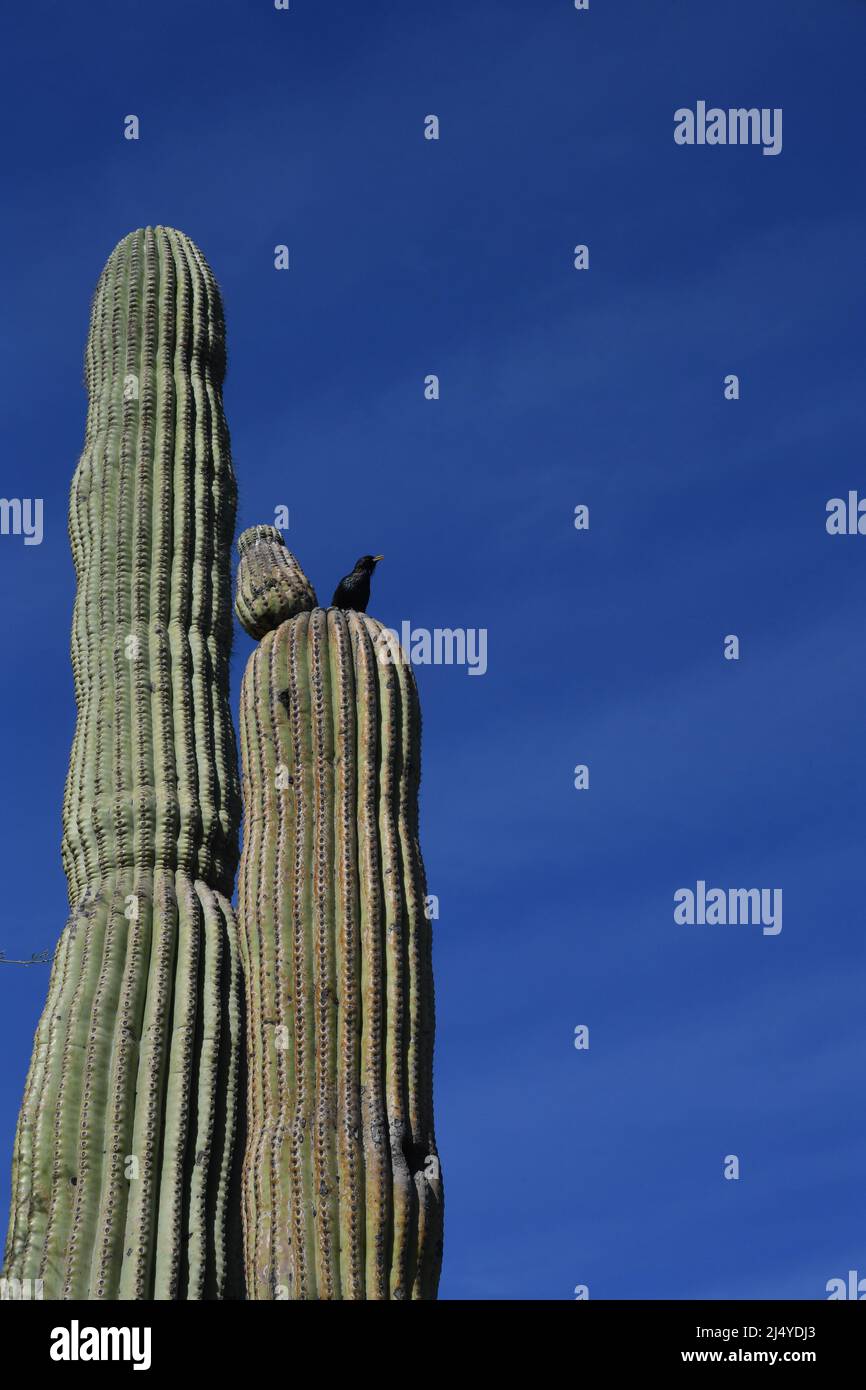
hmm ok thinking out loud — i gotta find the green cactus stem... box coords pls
[236,538,443,1299]
[235,525,317,639]
[3,227,244,1300]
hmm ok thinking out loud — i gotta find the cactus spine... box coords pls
[236,529,443,1299]
[3,227,244,1300]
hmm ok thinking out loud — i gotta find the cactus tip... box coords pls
[235,526,317,639]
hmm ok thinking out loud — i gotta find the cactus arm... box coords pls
[235,526,317,638]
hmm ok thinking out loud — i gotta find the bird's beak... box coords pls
[373,555,384,563]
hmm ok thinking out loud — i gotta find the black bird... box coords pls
[331,554,383,613]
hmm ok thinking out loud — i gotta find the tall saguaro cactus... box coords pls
[236,528,443,1299]
[3,227,244,1300]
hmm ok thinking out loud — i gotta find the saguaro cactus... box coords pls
[235,524,317,639]
[236,528,443,1299]
[3,227,244,1300]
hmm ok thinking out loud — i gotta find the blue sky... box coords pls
[1,0,865,1299]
